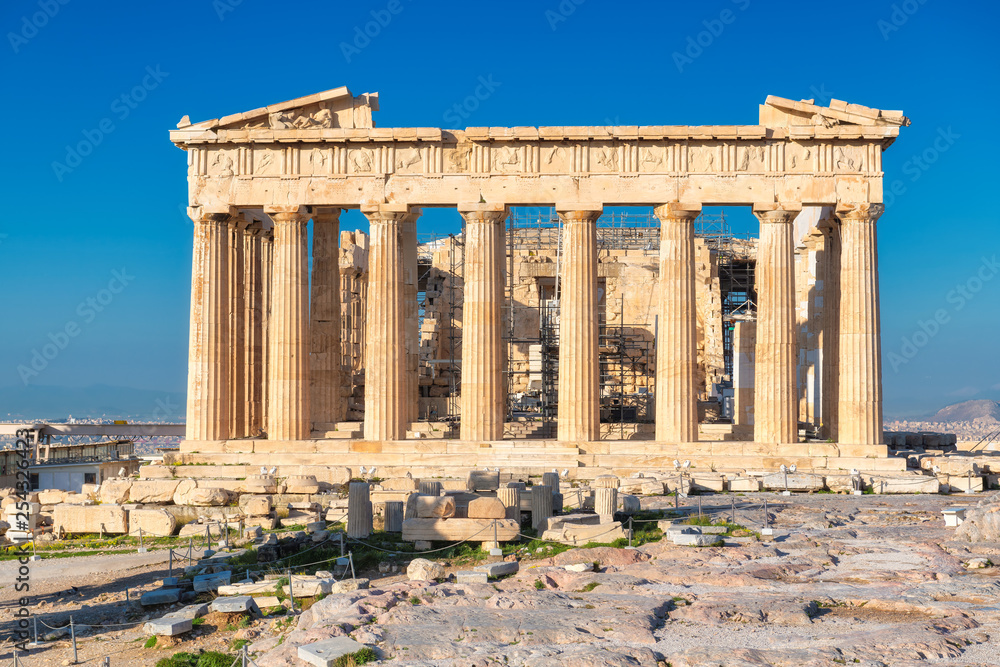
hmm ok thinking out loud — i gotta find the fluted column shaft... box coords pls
[654,203,701,442]
[459,204,508,441]
[260,232,273,434]
[363,204,417,441]
[556,206,602,442]
[819,218,840,441]
[228,218,246,438]
[753,205,800,444]
[266,208,311,440]
[401,218,419,424]
[186,210,230,441]
[244,226,264,436]
[310,208,344,425]
[836,203,884,445]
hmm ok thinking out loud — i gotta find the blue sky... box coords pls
[1,0,997,418]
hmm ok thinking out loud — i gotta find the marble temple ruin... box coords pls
[170,87,910,477]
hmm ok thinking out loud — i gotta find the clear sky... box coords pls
[1,0,997,418]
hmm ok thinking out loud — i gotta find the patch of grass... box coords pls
[331,647,377,666]
[231,639,250,651]
[144,637,157,649]
[533,580,545,590]
[579,582,600,592]
[191,617,205,626]
[198,652,239,667]
[409,596,421,605]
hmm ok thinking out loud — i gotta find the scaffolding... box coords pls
[414,207,757,435]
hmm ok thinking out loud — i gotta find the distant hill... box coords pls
[930,399,1000,423]
[0,384,186,422]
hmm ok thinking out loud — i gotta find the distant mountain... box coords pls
[930,399,1000,423]
[0,384,186,422]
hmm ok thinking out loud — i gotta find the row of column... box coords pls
[187,200,885,447]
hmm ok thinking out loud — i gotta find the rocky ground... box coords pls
[2,492,999,667]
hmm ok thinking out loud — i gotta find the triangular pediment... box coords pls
[761,95,909,128]
[176,86,379,132]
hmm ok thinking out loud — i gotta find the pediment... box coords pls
[176,86,379,132]
[761,95,909,128]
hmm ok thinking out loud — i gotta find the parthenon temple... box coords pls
[170,87,910,477]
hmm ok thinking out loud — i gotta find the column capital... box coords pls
[556,203,603,223]
[187,206,234,225]
[654,202,702,222]
[361,202,421,224]
[835,202,884,223]
[458,203,509,224]
[266,205,310,224]
[753,202,802,225]
[313,206,344,222]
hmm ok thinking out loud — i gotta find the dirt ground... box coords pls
[1,492,998,667]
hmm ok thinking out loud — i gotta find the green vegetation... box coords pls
[533,580,545,590]
[579,582,600,592]
[331,647,377,667]
[155,652,236,667]
[144,637,158,649]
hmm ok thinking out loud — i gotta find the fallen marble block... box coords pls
[140,589,181,606]
[473,561,519,578]
[761,473,825,492]
[297,638,366,667]
[144,617,191,636]
[455,570,489,584]
[402,517,518,542]
[210,595,260,614]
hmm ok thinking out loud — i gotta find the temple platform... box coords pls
[170,436,905,480]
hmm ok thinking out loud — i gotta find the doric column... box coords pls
[363,204,417,441]
[653,203,701,442]
[310,207,344,426]
[185,208,230,441]
[458,203,508,441]
[266,206,311,440]
[260,230,273,433]
[752,204,801,444]
[836,203,885,445]
[228,217,246,438]
[818,216,840,441]
[401,215,419,425]
[556,205,602,442]
[244,224,264,436]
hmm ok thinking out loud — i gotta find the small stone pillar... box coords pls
[384,500,404,533]
[497,487,520,521]
[418,480,442,496]
[530,485,553,532]
[595,487,618,521]
[542,472,560,491]
[347,482,372,538]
